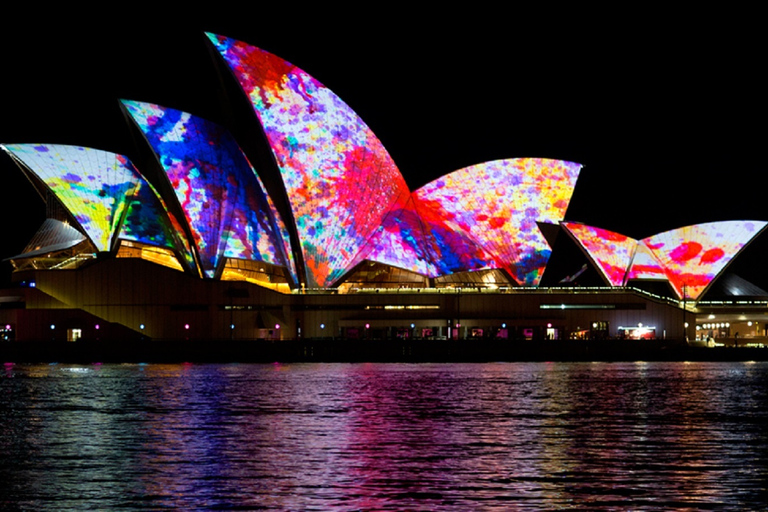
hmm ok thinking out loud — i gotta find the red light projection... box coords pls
[642,221,767,299]
[208,33,410,288]
[565,221,767,299]
[415,159,581,285]
[562,222,637,286]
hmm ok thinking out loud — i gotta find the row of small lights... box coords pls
[357,323,503,329]
[42,322,523,330]
[698,323,732,329]
[37,319,755,335]
[42,321,560,332]
[47,323,285,331]
[37,322,750,334]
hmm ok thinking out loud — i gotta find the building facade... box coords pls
[1,33,766,347]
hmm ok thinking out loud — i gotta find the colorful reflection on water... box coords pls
[1,362,767,510]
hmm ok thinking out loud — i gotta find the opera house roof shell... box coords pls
[562,220,767,300]
[1,33,764,301]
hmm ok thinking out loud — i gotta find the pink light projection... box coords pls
[561,221,637,286]
[640,221,767,299]
[208,33,412,288]
[415,159,581,285]
[208,34,582,287]
[565,220,767,300]
[626,243,667,283]
[360,195,440,278]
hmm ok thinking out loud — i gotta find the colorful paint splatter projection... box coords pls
[643,221,767,299]
[1,144,180,254]
[122,100,295,280]
[563,221,767,299]
[208,33,430,287]
[360,194,439,278]
[5,34,761,300]
[562,222,637,286]
[208,33,582,287]
[626,242,668,283]
[416,159,581,285]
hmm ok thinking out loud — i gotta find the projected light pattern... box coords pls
[8,32,764,305]
[561,222,637,286]
[251,171,299,286]
[412,194,498,276]
[565,220,767,300]
[118,177,196,272]
[208,33,585,286]
[360,194,439,277]
[626,243,667,283]
[642,221,767,299]
[208,33,412,288]
[415,159,581,285]
[2,144,167,252]
[123,100,291,279]
[116,173,178,250]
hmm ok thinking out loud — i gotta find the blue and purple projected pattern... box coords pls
[207,33,417,288]
[358,194,439,278]
[414,159,581,285]
[251,171,299,285]
[122,100,295,280]
[1,144,181,254]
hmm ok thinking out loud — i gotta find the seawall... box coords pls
[3,338,767,364]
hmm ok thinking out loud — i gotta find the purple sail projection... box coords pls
[414,159,582,285]
[1,143,182,256]
[207,33,417,288]
[122,100,295,280]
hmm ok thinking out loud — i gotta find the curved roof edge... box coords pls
[121,99,298,283]
[206,32,414,288]
[2,143,202,275]
[562,220,768,300]
[414,158,582,285]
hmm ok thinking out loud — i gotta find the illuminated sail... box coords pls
[415,159,581,285]
[562,221,637,286]
[123,100,294,279]
[2,143,180,254]
[641,221,767,299]
[208,33,417,287]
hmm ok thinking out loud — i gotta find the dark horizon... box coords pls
[2,10,766,284]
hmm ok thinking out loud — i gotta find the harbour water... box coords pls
[2,361,767,510]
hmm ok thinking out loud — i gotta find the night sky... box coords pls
[2,9,765,285]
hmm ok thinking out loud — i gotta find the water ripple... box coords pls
[1,361,767,510]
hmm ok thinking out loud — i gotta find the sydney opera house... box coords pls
[1,33,767,348]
